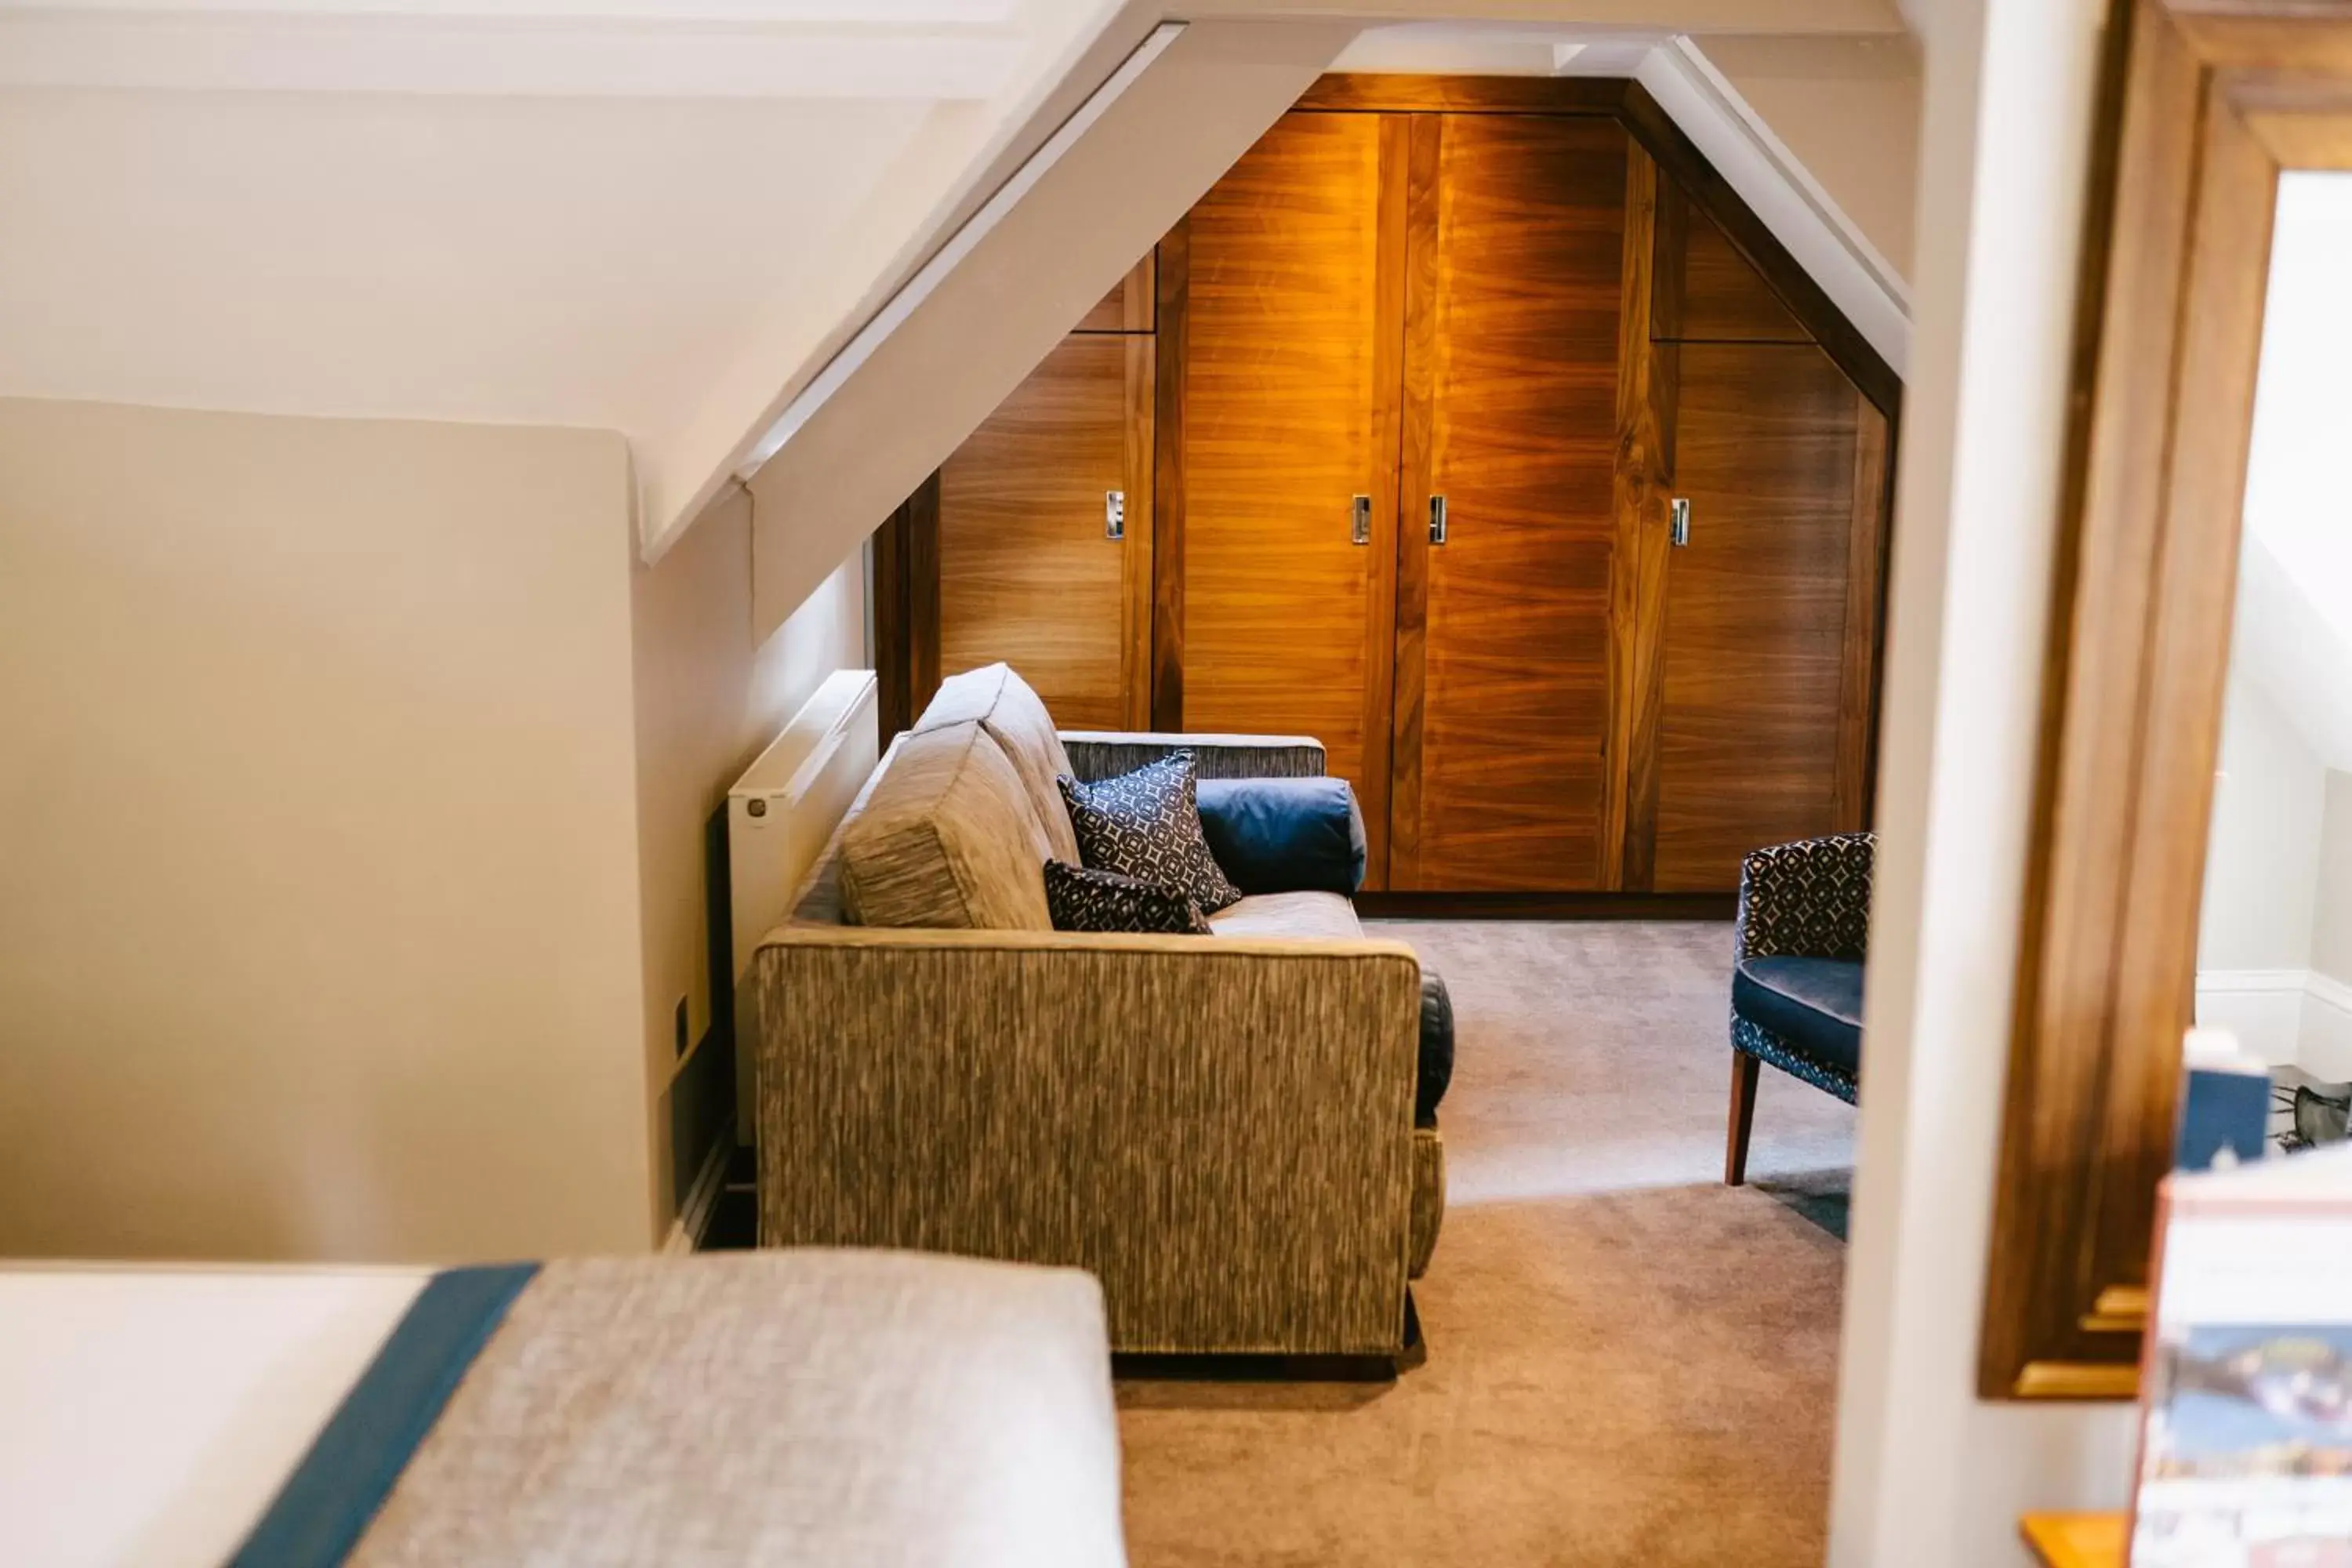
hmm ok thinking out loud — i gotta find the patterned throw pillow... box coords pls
[1056,751,1245,915]
[1044,860,1214,935]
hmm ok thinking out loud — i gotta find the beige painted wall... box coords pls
[2314,772,2352,988]
[2199,673,2328,975]
[0,397,655,1262]
[629,484,864,1225]
[1700,31,1923,280]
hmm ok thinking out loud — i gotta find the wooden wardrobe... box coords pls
[877,77,1898,900]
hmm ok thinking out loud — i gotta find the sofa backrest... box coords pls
[913,663,1081,866]
[834,719,1053,930]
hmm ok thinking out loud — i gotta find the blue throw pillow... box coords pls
[1195,777,1367,895]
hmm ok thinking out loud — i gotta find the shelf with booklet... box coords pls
[2129,1142,2352,1568]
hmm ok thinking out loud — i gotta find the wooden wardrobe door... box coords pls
[1651,342,1861,891]
[938,333,1152,731]
[1178,111,1403,880]
[1391,113,1629,891]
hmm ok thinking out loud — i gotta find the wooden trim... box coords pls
[1120,332,1157,730]
[1355,890,1736,920]
[1981,0,2352,1401]
[1385,111,1443,893]
[1293,73,1628,115]
[1834,394,1892,831]
[871,489,912,741]
[2012,1362,2145,1402]
[1150,220,1189,731]
[1073,252,1156,334]
[1603,139,1667,891]
[870,475,939,742]
[1359,114,1413,893]
[905,470,941,717]
[1613,81,1902,420]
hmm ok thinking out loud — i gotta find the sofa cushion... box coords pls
[1204,890,1363,942]
[1732,955,1864,1080]
[1058,752,1243,915]
[916,663,1082,866]
[838,721,1052,931]
[1043,860,1212,935]
[1196,776,1367,895]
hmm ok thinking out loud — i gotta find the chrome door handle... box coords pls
[1351,494,1370,546]
[1429,494,1448,546]
[1105,489,1126,541]
[1669,496,1691,547]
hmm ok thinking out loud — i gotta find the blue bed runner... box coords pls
[228,1262,539,1568]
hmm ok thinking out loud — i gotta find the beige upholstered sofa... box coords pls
[742,664,1443,1359]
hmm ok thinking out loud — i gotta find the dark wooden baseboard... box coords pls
[1354,891,1736,920]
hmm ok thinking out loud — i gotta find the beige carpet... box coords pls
[1116,920,1857,1568]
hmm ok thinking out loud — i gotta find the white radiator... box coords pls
[728,669,879,1141]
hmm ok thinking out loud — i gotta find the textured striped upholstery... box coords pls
[749,724,1443,1355]
[345,1253,1123,1568]
[916,663,1083,866]
[1410,1127,1444,1279]
[837,721,1051,931]
[747,925,1421,1354]
[1059,731,1327,783]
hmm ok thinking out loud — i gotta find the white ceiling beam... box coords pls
[0,10,1029,99]
[1638,35,1911,372]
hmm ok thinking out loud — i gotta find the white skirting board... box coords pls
[727,669,879,1143]
[2196,968,2352,1080]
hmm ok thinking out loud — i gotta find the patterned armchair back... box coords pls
[1733,833,1876,964]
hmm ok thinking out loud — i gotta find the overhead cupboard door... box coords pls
[1389,112,1632,892]
[938,335,1150,731]
[1650,342,1867,892]
[1178,110,1403,880]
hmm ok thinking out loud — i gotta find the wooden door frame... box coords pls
[1981,0,2352,1400]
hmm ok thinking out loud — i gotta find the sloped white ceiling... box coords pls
[0,0,1922,608]
[0,0,1127,482]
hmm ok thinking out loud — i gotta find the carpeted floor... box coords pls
[1116,920,1858,1568]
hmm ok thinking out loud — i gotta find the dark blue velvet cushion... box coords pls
[1732,955,1864,1080]
[1195,777,1367,895]
[1417,972,1454,1127]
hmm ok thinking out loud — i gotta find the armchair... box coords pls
[1724,832,1874,1185]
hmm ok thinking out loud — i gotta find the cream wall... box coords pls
[2199,673,2328,976]
[628,484,864,1227]
[1699,31,1923,280]
[1828,1,2138,1563]
[2314,773,2352,987]
[0,397,655,1262]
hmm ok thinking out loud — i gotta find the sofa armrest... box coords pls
[1735,831,1875,963]
[1058,731,1326,782]
[744,924,1418,1355]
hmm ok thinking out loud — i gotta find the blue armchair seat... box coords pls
[1731,956,1864,1083]
[1725,832,1875,1185]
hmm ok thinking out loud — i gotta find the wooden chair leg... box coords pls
[1725,1051,1761,1186]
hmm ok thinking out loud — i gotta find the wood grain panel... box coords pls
[1396,114,1630,891]
[1656,182,1811,344]
[1653,342,1859,891]
[1180,111,1399,866]
[938,334,1144,731]
[1075,252,1155,332]
[1152,220,1188,731]
[1607,141,1671,891]
[1835,393,1891,829]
